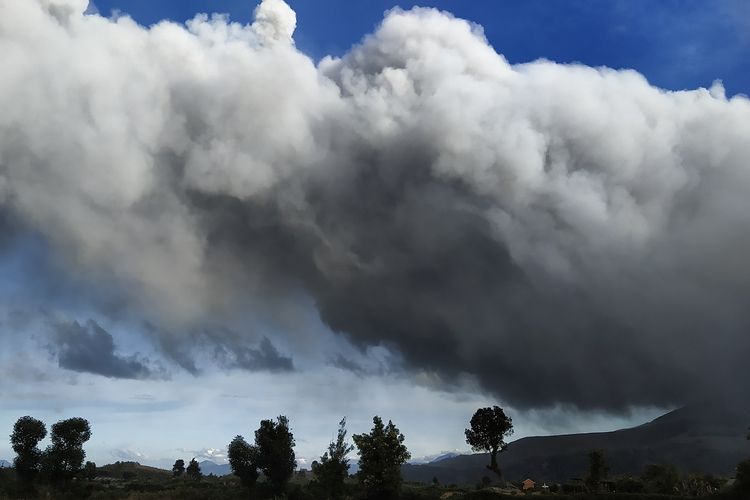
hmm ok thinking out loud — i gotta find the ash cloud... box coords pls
[1,0,750,410]
[52,320,163,380]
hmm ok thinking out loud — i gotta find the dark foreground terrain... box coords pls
[1,457,747,500]
[0,469,746,500]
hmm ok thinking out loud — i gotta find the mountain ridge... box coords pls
[403,402,750,485]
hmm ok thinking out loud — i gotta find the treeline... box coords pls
[1,416,95,498]
[557,451,745,497]
[0,413,412,500]
[2,407,750,499]
[9,416,93,486]
[218,415,409,499]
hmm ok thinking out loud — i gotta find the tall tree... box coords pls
[172,459,185,477]
[255,415,296,495]
[228,435,259,489]
[186,458,202,480]
[10,416,47,484]
[353,416,411,500]
[312,417,354,500]
[586,449,609,492]
[465,406,513,479]
[41,417,91,484]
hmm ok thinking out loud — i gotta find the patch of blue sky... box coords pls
[90,0,750,95]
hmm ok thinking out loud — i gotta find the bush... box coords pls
[615,475,644,493]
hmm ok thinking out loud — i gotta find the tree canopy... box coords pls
[465,406,513,478]
[736,459,750,495]
[83,461,97,481]
[312,417,354,500]
[172,459,185,477]
[642,463,679,495]
[255,415,296,495]
[353,416,411,500]
[42,417,91,484]
[586,449,609,491]
[10,416,47,484]
[186,458,202,480]
[228,435,259,489]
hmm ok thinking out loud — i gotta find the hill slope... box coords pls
[98,461,171,482]
[403,402,750,485]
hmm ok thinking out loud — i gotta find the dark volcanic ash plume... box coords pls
[2,0,750,410]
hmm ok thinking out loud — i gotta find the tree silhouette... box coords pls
[10,416,47,484]
[41,417,91,485]
[586,449,609,492]
[186,458,202,480]
[255,415,296,495]
[228,435,259,489]
[736,459,750,495]
[734,429,750,494]
[353,416,411,500]
[465,406,513,479]
[312,417,354,500]
[172,459,185,477]
[642,463,679,495]
[83,461,97,480]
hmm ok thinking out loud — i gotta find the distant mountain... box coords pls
[200,460,232,476]
[404,401,750,485]
[410,451,462,465]
[0,459,11,468]
[430,452,461,464]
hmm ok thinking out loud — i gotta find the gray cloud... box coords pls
[327,352,392,379]
[111,448,149,462]
[1,0,750,411]
[52,320,163,379]
[328,354,369,378]
[212,334,294,373]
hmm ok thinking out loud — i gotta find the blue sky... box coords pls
[91,0,750,96]
[2,0,749,469]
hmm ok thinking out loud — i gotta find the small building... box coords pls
[522,478,535,491]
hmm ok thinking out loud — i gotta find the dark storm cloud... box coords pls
[52,320,163,380]
[2,0,750,411]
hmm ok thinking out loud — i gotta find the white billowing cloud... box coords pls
[251,0,297,44]
[0,0,324,324]
[1,0,750,409]
[186,447,227,462]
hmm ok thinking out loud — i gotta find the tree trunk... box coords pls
[487,448,502,479]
